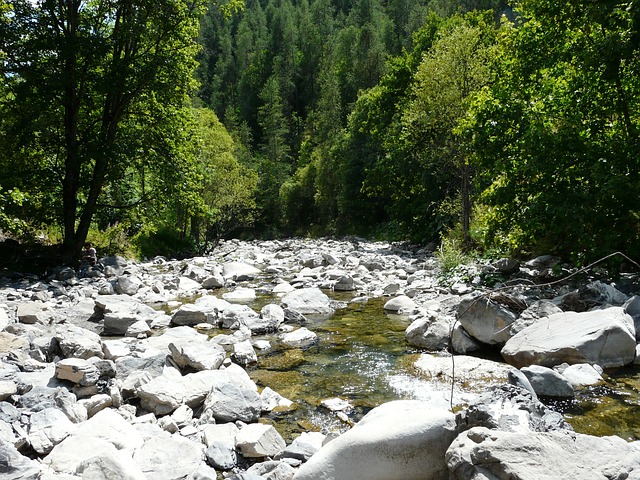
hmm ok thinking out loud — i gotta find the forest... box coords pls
[0,0,639,265]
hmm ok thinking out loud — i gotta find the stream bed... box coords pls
[212,290,640,442]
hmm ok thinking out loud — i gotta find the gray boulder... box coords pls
[133,428,205,480]
[521,365,574,398]
[203,423,238,470]
[53,324,103,359]
[281,288,333,315]
[0,439,41,480]
[446,426,640,480]
[502,307,635,368]
[293,400,456,480]
[200,365,262,423]
[168,340,226,371]
[27,407,76,455]
[405,314,451,350]
[383,295,416,314]
[235,423,286,458]
[457,293,518,345]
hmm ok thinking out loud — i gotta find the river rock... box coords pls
[236,423,286,458]
[223,287,257,303]
[446,426,640,480]
[203,423,238,470]
[260,386,294,412]
[54,324,103,359]
[333,275,355,292]
[293,400,456,480]
[136,369,221,415]
[246,460,297,479]
[281,288,333,315]
[414,354,510,389]
[521,365,574,398]
[28,407,76,455]
[457,293,518,345]
[560,363,603,387]
[277,432,325,462]
[280,327,318,348]
[168,340,226,371]
[450,323,483,354]
[114,276,142,296]
[55,358,100,386]
[1,439,41,480]
[501,307,635,368]
[170,303,212,327]
[510,300,563,336]
[220,304,260,330]
[405,314,452,350]
[0,380,17,401]
[457,383,570,434]
[200,365,262,423]
[75,451,146,480]
[223,261,261,281]
[133,427,205,480]
[383,295,416,314]
[232,340,258,366]
[16,301,53,324]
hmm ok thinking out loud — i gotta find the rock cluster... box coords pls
[1,239,639,479]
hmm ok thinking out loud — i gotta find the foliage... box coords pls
[0,0,205,258]
[466,0,640,262]
[434,236,471,274]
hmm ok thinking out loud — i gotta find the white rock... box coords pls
[55,358,100,386]
[28,407,76,454]
[235,423,286,458]
[560,363,603,387]
[294,400,456,480]
[232,340,258,366]
[222,287,256,303]
[75,451,146,480]
[446,426,640,480]
[280,327,318,348]
[383,295,416,314]
[502,307,635,368]
[133,430,204,480]
[281,288,333,315]
[169,340,226,371]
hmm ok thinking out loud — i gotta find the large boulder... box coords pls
[520,365,574,398]
[446,426,640,480]
[501,307,636,368]
[200,365,262,423]
[293,400,456,480]
[168,340,226,371]
[457,293,518,345]
[405,314,452,350]
[281,288,333,315]
[133,428,205,480]
[53,325,104,359]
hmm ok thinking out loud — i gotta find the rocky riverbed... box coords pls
[2,238,640,479]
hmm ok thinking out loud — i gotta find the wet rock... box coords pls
[220,304,259,330]
[260,386,294,412]
[293,400,456,480]
[333,275,355,292]
[236,423,286,458]
[521,365,574,398]
[446,426,640,480]
[502,307,635,368]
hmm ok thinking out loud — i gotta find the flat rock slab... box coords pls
[447,426,640,480]
[502,307,636,368]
